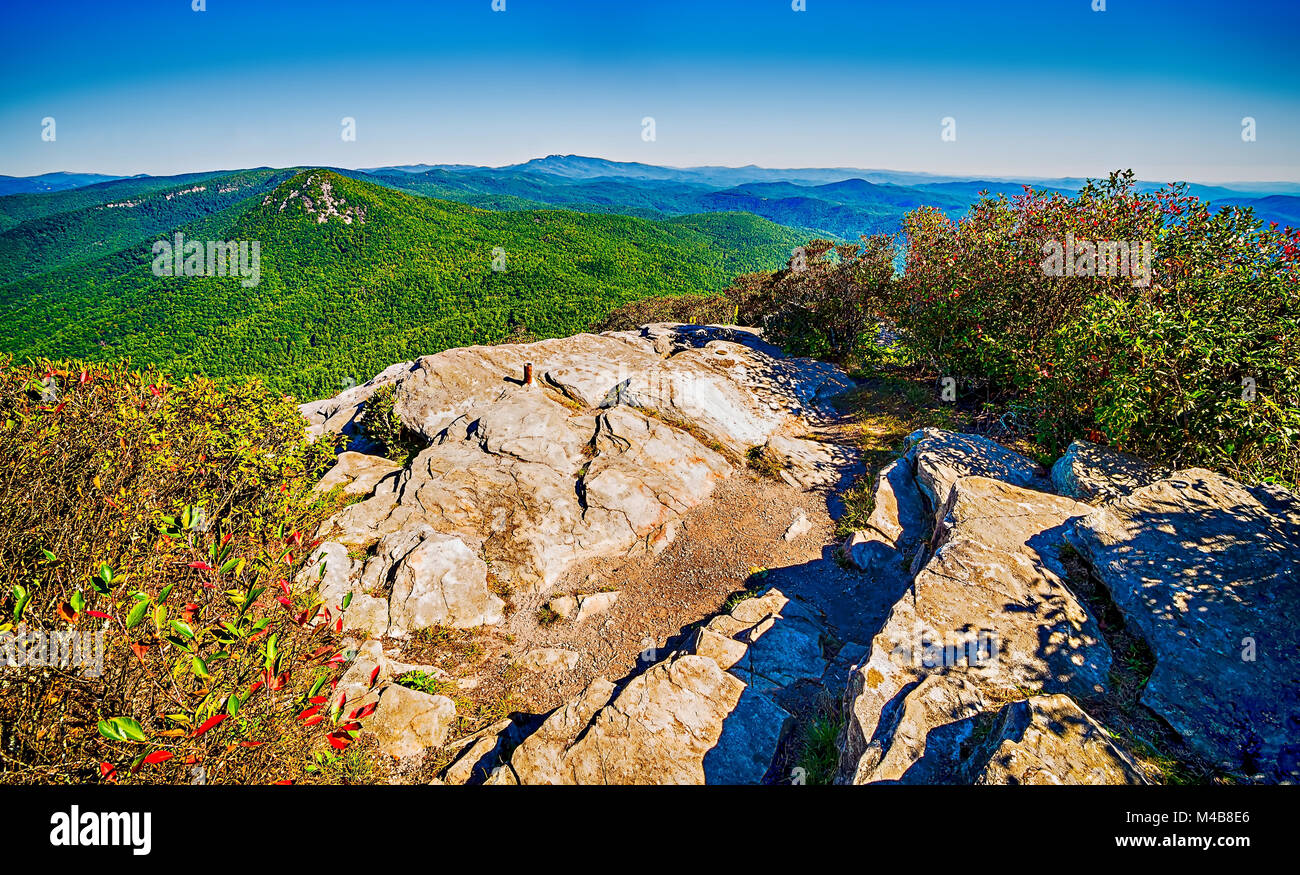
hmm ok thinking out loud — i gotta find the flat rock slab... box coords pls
[1068,468,1300,782]
[515,647,580,673]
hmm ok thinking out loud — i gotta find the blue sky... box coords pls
[1,0,1297,182]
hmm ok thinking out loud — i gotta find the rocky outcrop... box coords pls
[299,324,852,637]
[1067,469,1300,782]
[1051,439,1167,504]
[300,325,1298,786]
[960,695,1146,785]
[838,473,1111,784]
[503,586,828,785]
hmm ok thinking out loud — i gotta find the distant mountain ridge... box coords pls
[13,156,1299,238]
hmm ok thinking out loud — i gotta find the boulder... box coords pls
[334,641,457,761]
[1067,468,1300,782]
[1050,439,1167,504]
[904,429,1050,522]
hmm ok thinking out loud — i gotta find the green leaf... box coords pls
[170,620,195,640]
[125,599,149,629]
[100,716,147,744]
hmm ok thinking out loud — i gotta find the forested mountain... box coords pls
[0,169,296,280]
[0,169,804,399]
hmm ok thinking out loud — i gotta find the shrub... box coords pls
[356,383,414,463]
[889,172,1300,484]
[728,236,897,361]
[594,293,737,332]
[0,358,373,784]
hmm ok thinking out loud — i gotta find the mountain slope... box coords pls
[0,169,295,281]
[0,170,805,399]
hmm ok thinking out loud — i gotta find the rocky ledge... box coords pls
[297,324,1300,785]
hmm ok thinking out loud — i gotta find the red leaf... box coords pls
[143,750,173,765]
[188,561,214,571]
[326,732,351,750]
[85,610,113,620]
[297,706,320,722]
[308,695,327,705]
[338,721,362,733]
[56,601,78,623]
[273,780,293,785]
[239,741,264,748]
[349,702,378,721]
[194,714,227,737]
[302,714,324,727]
[368,666,381,688]
[99,762,117,781]
[335,617,343,633]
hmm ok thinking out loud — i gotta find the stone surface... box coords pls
[334,640,457,761]
[904,428,1050,522]
[515,647,580,673]
[839,475,1111,784]
[702,686,792,785]
[517,655,745,785]
[441,720,515,785]
[966,695,1147,786]
[386,528,505,634]
[782,509,812,541]
[1067,468,1300,782]
[1051,439,1167,504]
[301,324,854,631]
[573,590,620,622]
[314,451,403,497]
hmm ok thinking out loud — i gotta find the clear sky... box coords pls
[2,0,1297,182]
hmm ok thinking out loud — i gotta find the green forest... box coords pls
[0,169,805,399]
